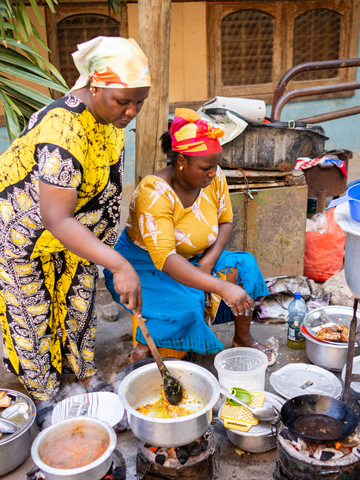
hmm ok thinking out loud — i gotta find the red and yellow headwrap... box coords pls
[170,108,224,156]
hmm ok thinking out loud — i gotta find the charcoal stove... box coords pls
[273,423,360,480]
[26,449,126,480]
[136,427,219,480]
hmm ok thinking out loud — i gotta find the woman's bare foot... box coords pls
[232,336,273,361]
[131,343,152,363]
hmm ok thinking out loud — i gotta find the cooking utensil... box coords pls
[270,363,342,400]
[118,360,220,448]
[301,306,360,372]
[219,392,285,453]
[0,418,17,434]
[31,417,116,480]
[0,389,35,477]
[279,394,357,444]
[136,316,183,405]
[219,387,277,422]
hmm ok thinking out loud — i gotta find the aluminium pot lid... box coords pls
[219,391,285,436]
[51,392,124,427]
[270,363,342,400]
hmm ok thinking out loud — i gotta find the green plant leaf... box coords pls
[18,0,33,37]
[28,0,44,25]
[0,61,68,92]
[0,80,45,109]
[0,75,52,105]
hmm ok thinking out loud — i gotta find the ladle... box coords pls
[136,316,183,405]
[0,418,18,434]
[220,387,277,422]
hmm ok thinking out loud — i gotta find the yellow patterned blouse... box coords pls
[126,166,233,271]
[0,94,125,260]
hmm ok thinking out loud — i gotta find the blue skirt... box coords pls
[104,230,269,355]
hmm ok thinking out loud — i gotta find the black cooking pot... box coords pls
[279,394,358,444]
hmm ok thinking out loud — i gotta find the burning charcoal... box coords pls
[280,428,298,443]
[155,454,166,465]
[314,448,344,461]
[188,442,202,456]
[320,451,335,461]
[176,448,189,465]
[26,465,46,480]
[144,443,152,448]
[200,438,208,452]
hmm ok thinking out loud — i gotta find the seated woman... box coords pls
[105,108,274,364]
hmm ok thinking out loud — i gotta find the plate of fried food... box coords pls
[303,306,360,345]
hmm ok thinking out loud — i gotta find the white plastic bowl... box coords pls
[341,355,360,398]
[214,347,268,391]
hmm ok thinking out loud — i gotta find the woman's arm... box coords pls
[196,222,233,275]
[39,181,142,317]
[162,252,254,315]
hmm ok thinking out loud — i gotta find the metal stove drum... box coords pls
[273,422,360,480]
[136,427,219,480]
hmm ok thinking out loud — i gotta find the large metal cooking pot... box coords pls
[301,306,360,371]
[0,389,35,476]
[118,360,220,447]
[219,392,285,453]
[31,417,116,480]
[345,231,360,298]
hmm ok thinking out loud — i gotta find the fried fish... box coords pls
[315,324,349,342]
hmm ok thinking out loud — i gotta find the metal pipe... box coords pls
[271,58,360,118]
[272,81,360,120]
[342,298,358,404]
[298,106,360,124]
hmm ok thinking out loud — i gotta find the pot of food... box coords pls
[31,417,116,480]
[301,306,360,371]
[218,392,285,453]
[118,360,220,447]
[0,389,36,476]
[279,394,357,444]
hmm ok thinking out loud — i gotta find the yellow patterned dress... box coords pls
[0,94,124,401]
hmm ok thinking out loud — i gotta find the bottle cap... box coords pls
[294,292,301,299]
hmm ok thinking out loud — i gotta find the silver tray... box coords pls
[270,363,342,400]
[304,305,359,345]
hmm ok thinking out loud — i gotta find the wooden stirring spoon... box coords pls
[136,316,183,405]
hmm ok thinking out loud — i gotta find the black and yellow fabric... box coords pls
[0,94,124,401]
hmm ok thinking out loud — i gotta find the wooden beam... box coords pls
[135,0,171,184]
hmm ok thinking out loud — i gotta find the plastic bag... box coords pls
[304,208,345,282]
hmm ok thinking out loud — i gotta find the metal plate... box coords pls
[52,392,124,427]
[270,363,342,400]
[218,391,285,436]
[304,305,359,345]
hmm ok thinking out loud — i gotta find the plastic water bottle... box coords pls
[287,292,307,349]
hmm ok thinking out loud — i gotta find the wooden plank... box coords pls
[224,169,295,178]
[228,182,286,190]
[135,0,171,184]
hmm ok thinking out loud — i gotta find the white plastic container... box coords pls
[214,347,268,391]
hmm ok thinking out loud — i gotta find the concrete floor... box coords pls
[1,157,360,479]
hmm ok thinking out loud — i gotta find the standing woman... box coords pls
[0,36,149,428]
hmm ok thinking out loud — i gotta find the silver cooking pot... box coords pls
[118,360,220,447]
[0,389,36,476]
[301,306,360,372]
[345,231,360,298]
[218,392,285,453]
[31,417,116,480]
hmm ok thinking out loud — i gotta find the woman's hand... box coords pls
[221,283,255,317]
[112,261,142,318]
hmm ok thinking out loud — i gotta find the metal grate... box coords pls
[57,14,120,90]
[221,9,274,86]
[293,9,341,81]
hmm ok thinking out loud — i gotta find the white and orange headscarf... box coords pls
[70,36,151,92]
[171,108,224,156]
